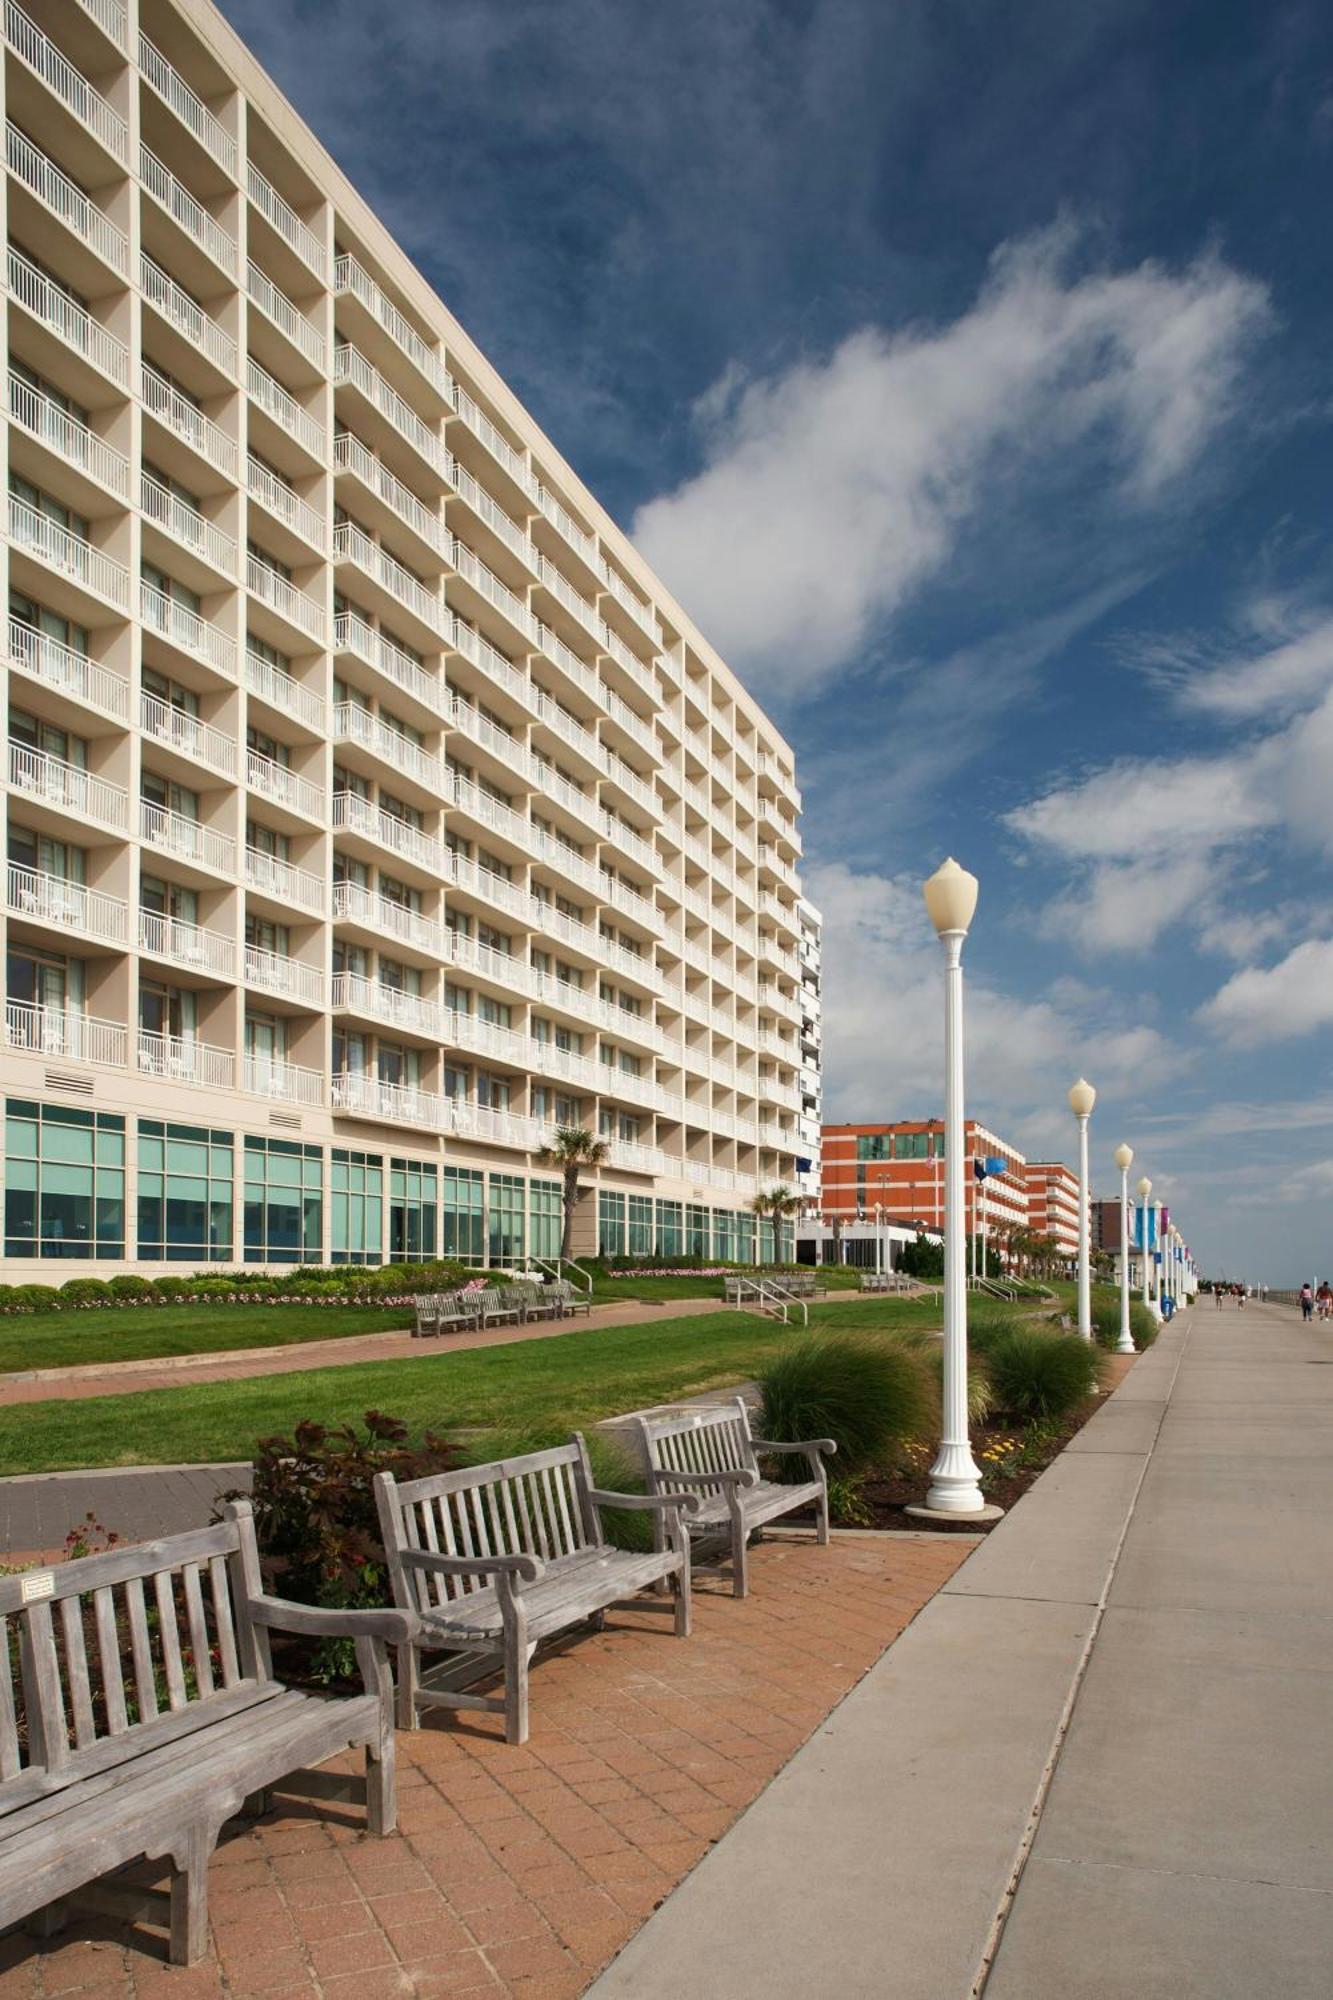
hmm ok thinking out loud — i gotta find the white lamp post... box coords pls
[1068,1078,1096,1339]
[1114,1143,1135,1352]
[1136,1176,1153,1317]
[912,859,997,1520]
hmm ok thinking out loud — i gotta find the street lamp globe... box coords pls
[1136,1176,1152,1201]
[1068,1077,1097,1119]
[1114,1142,1134,1173]
[922,858,979,937]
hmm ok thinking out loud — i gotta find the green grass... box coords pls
[587,1268,865,1303]
[0,1304,411,1374]
[0,1294,946,1475]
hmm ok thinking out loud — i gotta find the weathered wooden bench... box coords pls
[413,1292,482,1338]
[509,1281,562,1322]
[470,1286,523,1330]
[0,1500,412,1966]
[638,1397,836,1598]
[375,1438,697,1745]
[551,1279,592,1318]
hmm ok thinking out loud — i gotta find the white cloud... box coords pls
[1197,937,1333,1045]
[633,226,1269,696]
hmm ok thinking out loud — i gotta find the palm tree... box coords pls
[751,1185,799,1267]
[539,1125,609,1261]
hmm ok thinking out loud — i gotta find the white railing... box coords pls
[332,519,448,634]
[246,551,327,642]
[244,944,325,1006]
[5,2,127,160]
[140,472,236,574]
[245,649,325,732]
[141,579,237,678]
[444,768,533,853]
[454,539,536,642]
[448,613,536,713]
[8,493,129,608]
[602,811,659,876]
[604,752,660,819]
[333,972,440,1037]
[452,383,538,497]
[138,33,234,174]
[600,619,660,700]
[333,609,444,714]
[449,454,536,568]
[450,1100,543,1150]
[531,688,606,772]
[141,361,237,476]
[7,247,128,386]
[332,343,448,478]
[536,483,599,568]
[9,740,127,829]
[529,827,601,900]
[140,690,236,774]
[536,552,600,644]
[333,254,453,401]
[140,255,236,376]
[139,144,236,273]
[138,1032,234,1090]
[247,356,325,460]
[6,124,128,273]
[444,851,528,921]
[76,0,126,51]
[247,260,325,370]
[602,687,657,757]
[245,454,326,553]
[8,865,127,946]
[7,620,128,720]
[332,703,444,795]
[246,747,322,820]
[242,1054,325,1106]
[138,908,234,976]
[448,693,531,782]
[332,1070,439,1132]
[247,164,325,278]
[598,557,658,640]
[332,880,445,957]
[140,799,235,874]
[6,1001,126,1067]
[244,845,325,915]
[534,617,604,708]
[332,790,443,873]
[334,432,450,558]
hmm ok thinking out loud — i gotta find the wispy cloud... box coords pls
[1198,936,1333,1045]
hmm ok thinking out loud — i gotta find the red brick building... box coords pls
[821,1119,1028,1247]
[1022,1162,1082,1268]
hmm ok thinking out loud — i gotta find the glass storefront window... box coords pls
[530,1178,561,1261]
[598,1189,626,1259]
[5,1100,124,1259]
[243,1136,322,1263]
[441,1166,483,1263]
[331,1148,383,1265]
[137,1120,232,1261]
[390,1157,437,1262]
[628,1195,653,1257]
[655,1200,683,1259]
[488,1172,525,1266]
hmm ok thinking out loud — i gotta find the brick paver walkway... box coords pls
[0,1532,972,2000]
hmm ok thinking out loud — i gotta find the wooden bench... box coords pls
[0,1500,412,1966]
[638,1397,836,1598]
[375,1438,697,1745]
[413,1291,482,1338]
[551,1279,592,1318]
[469,1286,523,1330]
[509,1281,562,1322]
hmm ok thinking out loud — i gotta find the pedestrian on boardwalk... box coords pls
[1318,1281,1333,1321]
[1300,1281,1314,1320]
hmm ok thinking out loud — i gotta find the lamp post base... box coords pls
[905,1500,1005,1527]
[1115,1331,1136,1354]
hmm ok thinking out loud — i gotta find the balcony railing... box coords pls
[245,649,325,733]
[453,539,535,644]
[138,1031,234,1090]
[140,690,236,775]
[333,972,440,1037]
[140,472,236,574]
[449,693,531,784]
[447,614,535,713]
[444,851,528,922]
[141,579,237,678]
[6,124,128,274]
[75,0,127,51]
[331,880,444,957]
[138,33,235,175]
[247,259,325,371]
[141,361,237,477]
[334,609,445,715]
[244,845,325,915]
[332,343,448,479]
[598,557,658,641]
[331,1070,437,1132]
[333,254,453,401]
[8,865,127,947]
[332,703,443,795]
[247,164,325,279]
[7,247,129,387]
[7,619,128,721]
[138,908,235,977]
[332,790,443,873]
[140,798,235,874]
[444,768,533,854]
[245,454,326,554]
[9,493,129,609]
[531,688,606,772]
[246,747,323,820]
[140,144,236,273]
[333,519,448,635]
[242,1054,325,1106]
[334,431,450,559]
[9,741,128,830]
[452,383,538,498]
[535,483,599,569]
[6,1001,126,1067]
[247,357,325,461]
[5,1,127,161]
[140,254,236,376]
[244,944,325,1007]
[449,454,536,569]
[246,552,327,642]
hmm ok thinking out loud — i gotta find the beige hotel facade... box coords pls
[0,0,815,1274]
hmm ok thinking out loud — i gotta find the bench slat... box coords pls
[0,1618,19,1782]
[154,1570,188,1712]
[92,1587,128,1738]
[182,1564,214,1701]
[21,1601,68,1772]
[208,1558,239,1690]
[124,1577,158,1723]
[0,1524,241,1616]
[59,1596,96,1751]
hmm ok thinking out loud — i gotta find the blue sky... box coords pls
[219,0,1333,1281]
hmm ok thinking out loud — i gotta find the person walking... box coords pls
[1300,1281,1314,1321]
[1318,1281,1333,1322]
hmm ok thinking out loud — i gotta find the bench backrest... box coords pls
[0,1503,268,1813]
[375,1439,598,1614]
[638,1398,756,1503]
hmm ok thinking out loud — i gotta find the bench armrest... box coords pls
[586,1487,702,1517]
[400,1548,545,1584]
[655,1467,759,1489]
[248,1594,417,1645]
[750,1437,838,1458]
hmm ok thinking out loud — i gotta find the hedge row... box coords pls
[0,1260,493,1313]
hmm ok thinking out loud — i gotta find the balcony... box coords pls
[138,1031,234,1090]
[10,741,127,831]
[74,0,126,52]
[139,908,235,978]
[244,845,325,916]
[141,579,237,680]
[7,246,128,389]
[140,143,237,275]
[246,454,326,557]
[598,557,658,643]
[531,688,606,774]
[449,1100,543,1151]
[447,454,536,574]
[245,649,325,735]
[334,431,451,564]
[443,767,533,856]
[8,864,127,947]
[452,538,537,649]
[334,609,445,719]
[246,551,326,644]
[247,164,325,281]
[244,943,325,1007]
[443,851,528,925]
[247,357,325,464]
[7,619,129,723]
[140,798,235,875]
[332,790,443,875]
[332,880,445,959]
[602,687,657,759]
[138,33,235,177]
[333,253,452,405]
[140,690,237,777]
[333,971,441,1038]
[449,614,537,716]
[451,383,538,502]
[4,1,127,163]
[6,1000,126,1067]
[332,702,443,796]
[331,1069,439,1133]
[247,260,326,374]
[141,362,237,479]
[9,492,129,613]
[140,255,237,379]
[140,472,236,577]
[534,617,604,711]
[333,343,449,485]
[242,1053,324,1106]
[5,124,128,277]
[447,692,532,785]
[534,482,599,574]
[333,518,449,642]
[246,746,323,822]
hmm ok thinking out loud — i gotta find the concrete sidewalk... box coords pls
[591,1301,1333,1998]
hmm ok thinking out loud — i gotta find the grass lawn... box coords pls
[587,1267,865,1304]
[1,1294,951,1475]
[0,1304,410,1375]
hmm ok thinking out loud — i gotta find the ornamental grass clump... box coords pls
[1130,1301,1159,1348]
[985,1326,1105,1422]
[756,1333,933,1479]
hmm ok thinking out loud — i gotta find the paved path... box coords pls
[591,1300,1333,1998]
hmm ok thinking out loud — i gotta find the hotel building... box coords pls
[821,1118,1028,1248]
[795,896,821,1213]
[1022,1161,1081,1268]
[0,0,812,1273]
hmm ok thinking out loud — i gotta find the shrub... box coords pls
[12,1284,61,1312]
[1130,1302,1159,1348]
[985,1328,1104,1421]
[893,1327,994,1426]
[756,1333,933,1478]
[1089,1297,1124,1350]
[59,1278,112,1308]
[151,1274,191,1299]
[108,1274,155,1301]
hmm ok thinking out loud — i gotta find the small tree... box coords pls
[539,1125,609,1260]
[751,1185,799,1265]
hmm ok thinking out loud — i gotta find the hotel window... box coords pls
[331,1148,383,1265]
[714,1210,735,1262]
[443,1062,469,1101]
[598,1189,626,1258]
[488,1172,525,1265]
[137,1121,232,1262]
[243,1136,322,1264]
[628,1194,653,1257]
[477,1072,510,1112]
[655,1200,683,1259]
[390,1157,437,1262]
[530,1178,561,1260]
[5,1099,125,1260]
[686,1204,709,1260]
[9,591,88,666]
[441,1165,484,1261]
